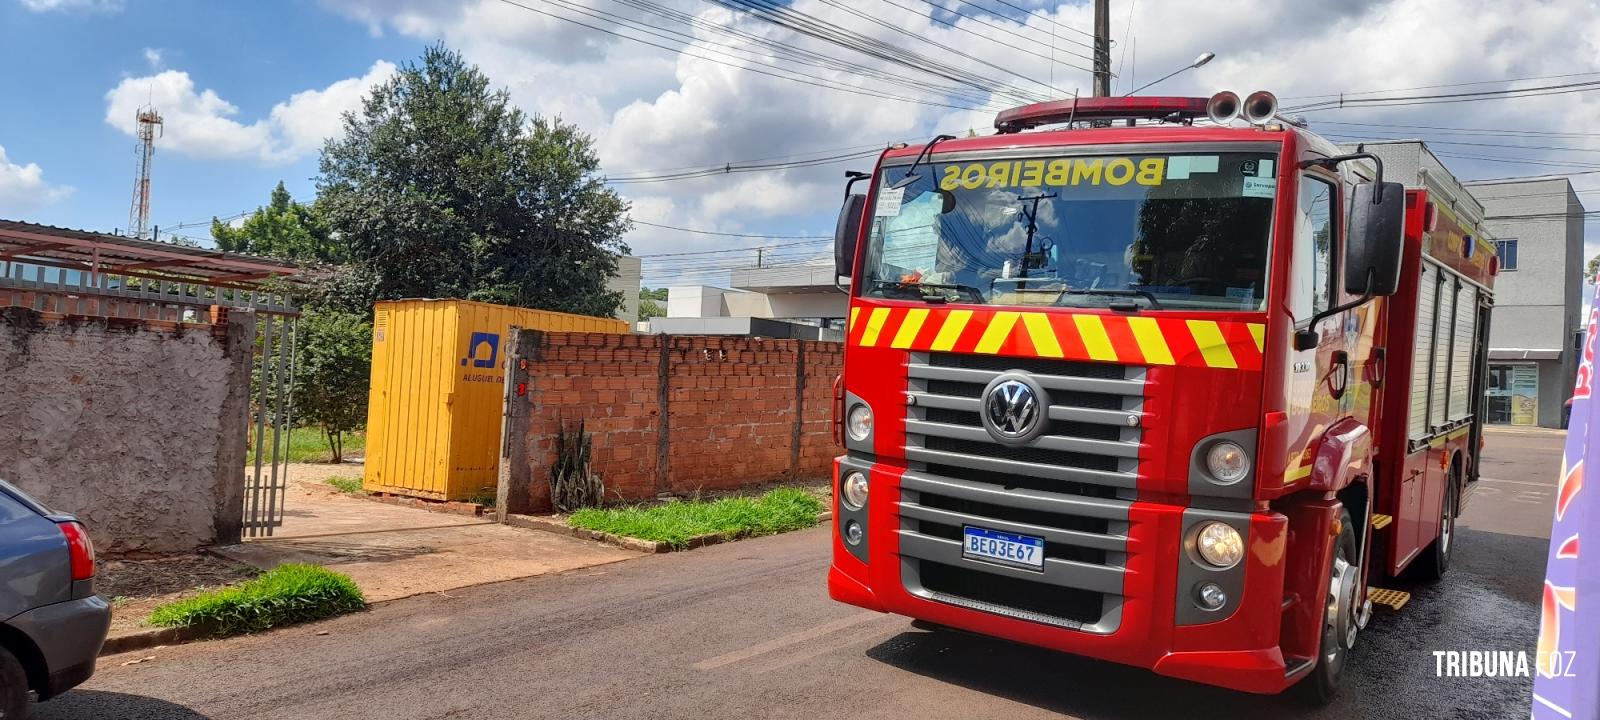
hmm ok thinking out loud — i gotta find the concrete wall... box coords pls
[0,308,253,555]
[1469,177,1585,427]
[499,332,842,513]
[608,255,642,326]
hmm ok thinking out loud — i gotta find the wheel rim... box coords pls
[1324,550,1360,672]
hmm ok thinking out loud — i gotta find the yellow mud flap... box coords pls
[1370,514,1393,530]
[1368,587,1411,611]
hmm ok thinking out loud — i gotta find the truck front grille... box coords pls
[898,351,1141,632]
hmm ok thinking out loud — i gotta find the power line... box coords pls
[974,0,1096,43]
[1309,119,1600,139]
[1287,78,1600,112]
[1281,70,1600,101]
[490,0,999,111]
[630,221,830,239]
[873,0,1094,69]
[607,148,884,184]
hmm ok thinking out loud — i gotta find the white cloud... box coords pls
[316,0,1600,284]
[103,61,396,165]
[142,47,163,70]
[18,0,122,12]
[0,145,73,214]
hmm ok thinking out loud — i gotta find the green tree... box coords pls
[317,44,630,317]
[639,299,665,321]
[292,308,372,463]
[212,182,341,263]
[641,286,669,301]
[1587,253,1598,283]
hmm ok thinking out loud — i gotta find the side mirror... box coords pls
[1344,181,1405,296]
[834,193,867,278]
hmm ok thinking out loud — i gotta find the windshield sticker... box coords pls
[939,157,1167,191]
[1242,176,1277,199]
[874,186,905,217]
[1165,155,1219,180]
[878,192,942,272]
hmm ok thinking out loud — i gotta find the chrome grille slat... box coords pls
[905,419,1140,458]
[898,500,1127,551]
[905,448,1136,488]
[896,531,1125,594]
[907,364,1144,396]
[900,471,1129,521]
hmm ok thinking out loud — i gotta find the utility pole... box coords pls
[1017,193,1057,279]
[1092,0,1111,97]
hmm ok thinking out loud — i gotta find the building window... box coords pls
[1495,239,1518,270]
[1295,175,1338,319]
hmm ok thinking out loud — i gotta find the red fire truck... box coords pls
[827,92,1497,701]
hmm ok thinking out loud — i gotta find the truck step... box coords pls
[1370,514,1393,530]
[1368,587,1411,611]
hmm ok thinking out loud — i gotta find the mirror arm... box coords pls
[844,171,871,199]
[1294,269,1377,351]
[1299,150,1386,203]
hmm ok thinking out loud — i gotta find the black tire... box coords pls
[1414,465,1459,581]
[0,645,28,720]
[1301,509,1359,706]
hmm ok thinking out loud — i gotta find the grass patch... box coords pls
[246,428,366,464]
[325,476,364,494]
[148,564,365,636]
[568,488,824,548]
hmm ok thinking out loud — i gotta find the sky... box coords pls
[3,0,1599,289]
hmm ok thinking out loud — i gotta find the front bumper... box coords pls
[828,458,1300,695]
[6,594,111,699]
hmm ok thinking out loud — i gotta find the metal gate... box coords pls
[244,309,299,537]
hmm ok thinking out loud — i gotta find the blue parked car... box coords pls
[0,480,110,718]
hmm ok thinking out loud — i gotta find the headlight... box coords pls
[846,404,873,442]
[1205,440,1250,485]
[1195,522,1245,569]
[841,471,869,510]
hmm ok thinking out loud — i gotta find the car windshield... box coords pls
[860,151,1278,310]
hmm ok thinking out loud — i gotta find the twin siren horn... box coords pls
[1206,90,1279,126]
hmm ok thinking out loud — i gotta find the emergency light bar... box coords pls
[994,96,1209,133]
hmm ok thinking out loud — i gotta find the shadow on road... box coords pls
[32,690,213,720]
[864,528,1545,720]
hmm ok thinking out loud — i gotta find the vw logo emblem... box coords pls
[982,375,1044,443]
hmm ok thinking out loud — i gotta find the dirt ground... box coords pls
[99,555,261,636]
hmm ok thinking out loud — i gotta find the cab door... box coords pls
[1283,171,1355,477]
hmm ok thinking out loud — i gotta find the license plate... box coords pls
[962,526,1045,571]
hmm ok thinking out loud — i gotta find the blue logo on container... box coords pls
[461,332,500,368]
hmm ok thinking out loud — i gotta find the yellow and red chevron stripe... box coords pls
[848,305,1265,370]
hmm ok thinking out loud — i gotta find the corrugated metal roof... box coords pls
[0,218,308,288]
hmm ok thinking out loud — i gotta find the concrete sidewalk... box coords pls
[212,466,638,603]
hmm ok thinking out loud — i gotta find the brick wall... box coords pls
[505,332,842,513]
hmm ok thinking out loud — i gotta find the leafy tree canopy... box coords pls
[212,182,341,264]
[317,44,630,318]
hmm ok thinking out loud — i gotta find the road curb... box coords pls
[504,511,834,554]
[99,624,210,657]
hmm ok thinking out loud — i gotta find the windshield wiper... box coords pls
[872,279,984,304]
[1055,288,1164,310]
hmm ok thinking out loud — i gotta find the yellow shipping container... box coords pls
[364,298,627,501]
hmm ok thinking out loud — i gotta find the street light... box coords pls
[1125,52,1215,96]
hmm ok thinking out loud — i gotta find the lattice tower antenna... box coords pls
[127,105,163,239]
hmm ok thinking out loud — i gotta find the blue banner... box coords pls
[1532,282,1600,719]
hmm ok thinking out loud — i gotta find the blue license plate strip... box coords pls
[961,526,1045,571]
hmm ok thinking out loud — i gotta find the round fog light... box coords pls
[1195,521,1244,568]
[846,404,873,442]
[1205,441,1250,485]
[1196,582,1227,610]
[841,471,869,510]
[844,520,864,546]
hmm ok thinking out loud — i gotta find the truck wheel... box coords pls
[1302,509,1359,705]
[0,646,27,720]
[1415,466,1459,581]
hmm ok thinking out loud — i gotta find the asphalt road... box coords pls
[40,428,1559,720]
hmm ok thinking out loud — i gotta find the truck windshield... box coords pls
[860,151,1278,310]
